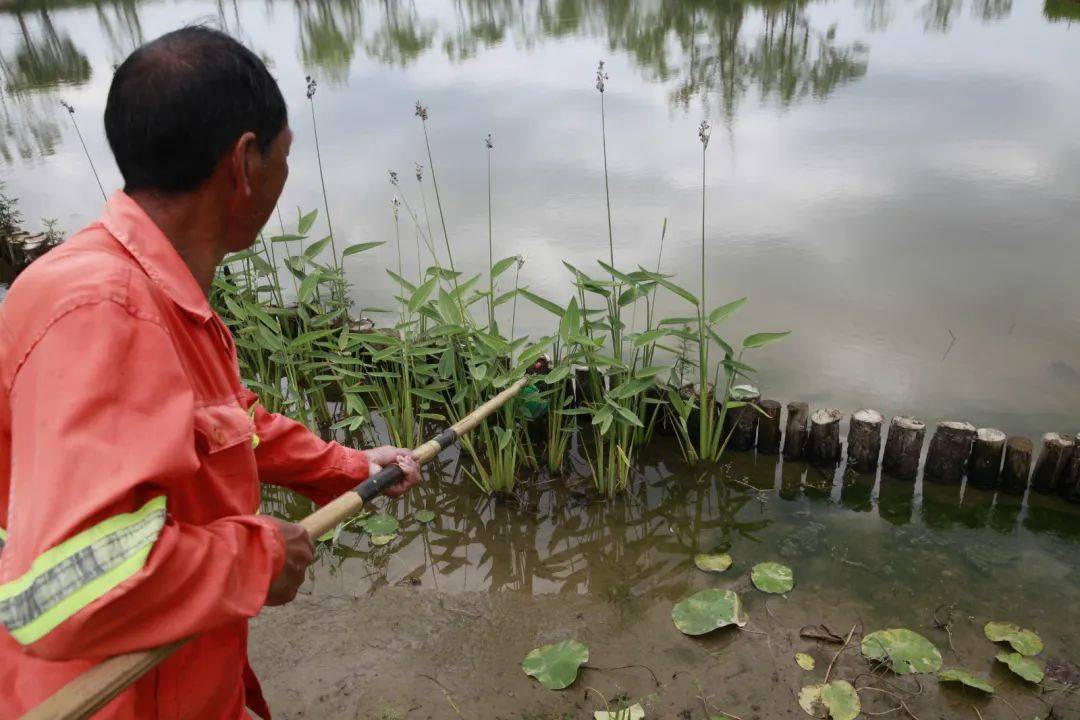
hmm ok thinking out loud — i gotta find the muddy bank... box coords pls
[250,585,1076,720]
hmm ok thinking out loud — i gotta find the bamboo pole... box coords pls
[26,376,531,720]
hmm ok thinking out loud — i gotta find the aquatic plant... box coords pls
[304,77,340,271]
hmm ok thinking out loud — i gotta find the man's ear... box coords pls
[231,131,259,197]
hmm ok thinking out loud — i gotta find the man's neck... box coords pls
[127,189,227,296]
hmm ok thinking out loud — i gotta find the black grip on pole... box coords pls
[356,463,404,501]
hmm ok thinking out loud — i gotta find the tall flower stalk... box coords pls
[485,133,496,331]
[415,102,457,278]
[60,101,106,201]
[306,77,340,272]
[697,120,712,456]
[595,61,622,361]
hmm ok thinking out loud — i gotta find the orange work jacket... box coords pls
[0,192,369,718]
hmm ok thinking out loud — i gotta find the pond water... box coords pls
[2,0,1079,439]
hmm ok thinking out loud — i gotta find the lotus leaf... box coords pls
[369,533,396,546]
[672,589,748,636]
[984,622,1043,656]
[365,514,399,535]
[796,653,816,671]
[798,680,860,720]
[751,562,794,594]
[938,668,994,693]
[593,704,645,720]
[521,640,589,690]
[694,552,732,573]
[996,652,1044,683]
[860,629,942,675]
[413,509,436,523]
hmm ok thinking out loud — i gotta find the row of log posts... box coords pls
[717,395,1078,502]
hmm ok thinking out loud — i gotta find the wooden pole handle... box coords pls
[25,374,532,719]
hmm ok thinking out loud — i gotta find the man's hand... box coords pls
[363,445,422,498]
[264,516,314,606]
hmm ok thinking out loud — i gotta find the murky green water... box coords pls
[3,0,1079,439]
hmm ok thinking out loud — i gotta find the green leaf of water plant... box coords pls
[414,509,435,523]
[297,270,324,304]
[408,277,438,314]
[709,297,747,324]
[370,533,396,546]
[751,562,794,594]
[796,653,816,671]
[519,288,565,317]
[938,668,995,693]
[996,652,1044,683]
[521,640,589,690]
[742,331,791,349]
[671,589,748,635]
[364,514,399,536]
[593,704,645,720]
[861,629,942,675]
[491,255,519,278]
[984,622,1043,656]
[297,208,318,235]
[342,241,384,257]
[693,552,732,573]
[798,681,860,720]
[302,235,333,260]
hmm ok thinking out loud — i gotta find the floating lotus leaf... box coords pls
[672,589,748,635]
[798,680,860,720]
[316,528,335,543]
[861,629,942,675]
[938,668,995,693]
[796,653,816,671]
[593,703,645,720]
[521,640,589,690]
[413,509,436,523]
[694,552,732,573]
[984,622,1043,656]
[369,533,396,546]
[996,652,1044,683]
[751,562,794,594]
[365,514,399,535]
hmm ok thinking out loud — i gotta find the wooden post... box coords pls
[723,384,760,451]
[756,399,782,454]
[882,416,925,480]
[1000,436,1033,495]
[1062,433,1080,503]
[1031,432,1075,493]
[783,401,809,460]
[968,428,1006,490]
[808,408,842,464]
[924,421,976,485]
[847,409,883,472]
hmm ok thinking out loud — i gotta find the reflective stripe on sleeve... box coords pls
[0,496,166,645]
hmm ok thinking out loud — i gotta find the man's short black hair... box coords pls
[105,26,287,193]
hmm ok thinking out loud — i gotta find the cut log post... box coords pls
[757,399,782,454]
[924,421,976,485]
[808,408,842,464]
[1062,433,1080,503]
[723,384,761,451]
[1031,432,1075,493]
[968,428,1006,490]
[783,401,809,460]
[882,416,925,480]
[847,409,883,472]
[1000,436,1033,495]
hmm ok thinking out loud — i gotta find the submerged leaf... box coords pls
[861,629,942,675]
[938,668,995,693]
[751,562,794,594]
[996,652,1044,683]
[984,622,1043,656]
[694,552,732,573]
[521,640,589,690]
[593,704,644,720]
[671,589,748,636]
[413,509,436,523]
[798,681,860,720]
[796,653,816,671]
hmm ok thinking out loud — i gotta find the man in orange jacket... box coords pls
[0,26,421,718]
